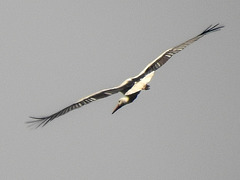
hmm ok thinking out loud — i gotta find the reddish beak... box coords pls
[112,104,121,114]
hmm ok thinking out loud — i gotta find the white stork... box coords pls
[28,24,224,127]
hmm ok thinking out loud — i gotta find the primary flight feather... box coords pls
[28,24,224,128]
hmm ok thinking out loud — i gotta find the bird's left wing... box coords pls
[133,24,224,81]
[27,86,122,128]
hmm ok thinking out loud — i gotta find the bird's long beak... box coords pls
[112,104,122,114]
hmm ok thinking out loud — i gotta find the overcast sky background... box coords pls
[1,1,240,179]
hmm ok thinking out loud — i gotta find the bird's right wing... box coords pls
[27,86,122,128]
[134,24,224,81]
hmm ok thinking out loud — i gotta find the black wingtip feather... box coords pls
[200,23,224,36]
[26,116,52,128]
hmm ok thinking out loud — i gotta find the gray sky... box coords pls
[1,1,240,179]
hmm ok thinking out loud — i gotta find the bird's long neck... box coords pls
[127,91,141,103]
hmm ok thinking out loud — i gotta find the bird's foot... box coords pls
[143,84,150,90]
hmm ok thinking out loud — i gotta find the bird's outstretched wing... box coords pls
[134,24,224,81]
[27,86,122,128]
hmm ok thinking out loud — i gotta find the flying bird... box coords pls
[28,24,224,128]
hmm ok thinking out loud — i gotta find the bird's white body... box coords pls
[125,72,154,95]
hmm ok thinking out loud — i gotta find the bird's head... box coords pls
[112,96,129,114]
